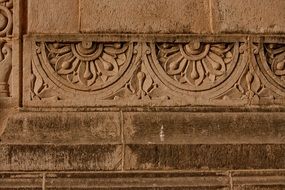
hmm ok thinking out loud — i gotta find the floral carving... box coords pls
[36,42,133,91]
[30,59,59,101]
[28,39,285,106]
[154,42,236,91]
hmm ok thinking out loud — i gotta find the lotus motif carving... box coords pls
[37,41,133,91]
[152,42,237,91]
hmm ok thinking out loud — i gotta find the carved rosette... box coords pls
[151,42,237,91]
[0,0,12,97]
[40,41,132,91]
[32,41,136,100]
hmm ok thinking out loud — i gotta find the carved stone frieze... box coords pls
[25,37,285,107]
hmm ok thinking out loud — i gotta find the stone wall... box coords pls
[0,0,285,189]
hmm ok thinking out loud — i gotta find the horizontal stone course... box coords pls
[124,144,285,170]
[79,0,211,34]
[1,111,285,171]
[212,0,285,34]
[0,171,284,189]
[123,112,285,144]
[26,0,285,34]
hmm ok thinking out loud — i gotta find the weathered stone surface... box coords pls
[1,170,285,189]
[123,112,285,144]
[232,170,285,190]
[212,0,285,33]
[124,144,285,170]
[80,0,211,34]
[0,173,42,190]
[1,112,121,144]
[2,0,285,188]
[0,144,122,171]
[45,172,229,189]
[27,0,79,33]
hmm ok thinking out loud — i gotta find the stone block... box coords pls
[123,112,285,144]
[80,0,211,33]
[28,0,79,33]
[0,144,122,171]
[1,112,121,144]
[212,0,285,33]
[124,144,285,170]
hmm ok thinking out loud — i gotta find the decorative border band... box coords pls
[23,35,285,107]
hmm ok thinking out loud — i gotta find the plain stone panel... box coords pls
[80,0,211,33]
[1,112,121,144]
[124,144,285,170]
[123,112,285,144]
[0,144,122,171]
[212,0,285,33]
[28,0,79,33]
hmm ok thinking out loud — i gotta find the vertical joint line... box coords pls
[209,0,214,33]
[120,110,125,171]
[78,0,81,33]
[42,173,46,190]
[229,171,233,190]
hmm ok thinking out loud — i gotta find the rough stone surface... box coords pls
[124,144,285,170]
[0,144,122,171]
[1,0,285,189]
[80,0,211,33]
[123,112,285,144]
[212,0,285,33]
[1,112,121,144]
[27,0,79,33]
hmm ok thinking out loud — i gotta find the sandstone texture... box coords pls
[212,0,285,33]
[80,0,211,34]
[27,0,79,33]
[1,0,285,189]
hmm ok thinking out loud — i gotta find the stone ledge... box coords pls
[0,112,285,171]
[2,111,285,145]
[0,170,284,189]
